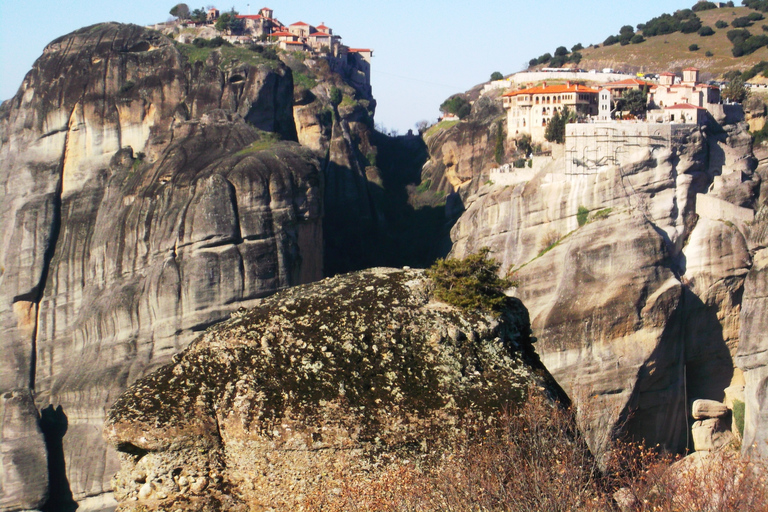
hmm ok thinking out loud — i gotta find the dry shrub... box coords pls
[302,393,768,512]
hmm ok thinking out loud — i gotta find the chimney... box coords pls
[543,81,547,87]
[575,84,579,91]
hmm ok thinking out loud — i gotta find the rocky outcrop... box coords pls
[104,267,557,511]
[0,23,322,510]
[448,120,762,455]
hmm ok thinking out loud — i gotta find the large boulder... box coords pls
[104,267,559,511]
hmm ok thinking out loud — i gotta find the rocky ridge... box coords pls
[0,22,392,511]
[103,267,557,511]
[445,110,768,456]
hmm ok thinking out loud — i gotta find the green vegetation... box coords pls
[617,88,648,116]
[690,43,700,50]
[693,1,718,11]
[577,206,590,227]
[698,25,715,36]
[415,179,432,194]
[329,86,343,107]
[592,207,613,221]
[169,3,190,19]
[716,19,729,29]
[293,71,317,90]
[490,71,504,81]
[544,107,572,144]
[733,399,746,438]
[494,121,505,164]
[439,95,471,119]
[235,132,281,155]
[424,120,459,139]
[427,247,514,314]
[176,43,282,70]
[723,76,750,102]
[745,0,768,11]
[215,10,244,33]
[706,50,714,56]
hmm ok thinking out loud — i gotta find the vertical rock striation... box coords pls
[0,23,322,510]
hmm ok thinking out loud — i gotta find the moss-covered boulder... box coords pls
[104,267,558,511]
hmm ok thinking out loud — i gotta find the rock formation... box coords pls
[446,115,766,455]
[104,267,559,511]
[0,23,324,510]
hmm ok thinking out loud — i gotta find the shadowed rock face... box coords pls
[104,268,558,511]
[0,23,321,510]
[449,122,762,455]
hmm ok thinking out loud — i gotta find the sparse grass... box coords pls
[176,43,282,70]
[592,207,613,221]
[577,205,590,227]
[424,120,459,139]
[574,6,768,76]
[293,71,317,90]
[235,132,282,155]
[733,399,745,438]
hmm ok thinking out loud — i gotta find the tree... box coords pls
[215,10,244,33]
[490,71,504,81]
[689,43,700,51]
[631,34,645,44]
[440,95,471,119]
[190,7,206,22]
[715,20,729,29]
[170,3,190,19]
[494,121,505,164]
[516,133,532,157]
[544,107,572,144]
[415,120,430,134]
[572,43,584,52]
[698,26,715,36]
[617,89,648,117]
[723,77,749,103]
[329,86,342,107]
[554,46,569,57]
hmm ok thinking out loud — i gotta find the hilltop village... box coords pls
[154,6,373,85]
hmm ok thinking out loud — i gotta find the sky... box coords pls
[1,0,699,133]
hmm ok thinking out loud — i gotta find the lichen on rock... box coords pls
[104,267,557,511]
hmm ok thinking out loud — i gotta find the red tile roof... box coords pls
[285,41,304,45]
[348,48,372,53]
[603,78,655,88]
[503,83,600,97]
[317,24,330,29]
[290,21,309,26]
[683,67,700,71]
[271,31,294,37]
[236,15,263,20]
[309,32,331,37]
[666,103,706,109]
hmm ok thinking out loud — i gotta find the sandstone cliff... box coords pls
[103,267,559,511]
[0,23,323,511]
[447,116,767,456]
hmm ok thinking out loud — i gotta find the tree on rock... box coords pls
[544,107,572,144]
[440,95,471,119]
[170,3,190,19]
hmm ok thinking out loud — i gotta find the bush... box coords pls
[698,25,715,36]
[572,42,584,52]
[631,34,645,44]
[733,16,754,28]
[604,34,620,46]
[716,19,729,29]
[749,12,766,21]
[554,45,569,56]
[427,248,514,314]
[689,43,700,51]
[490,71,504,81]
[529,58,538,67]
[439,95,471,119]
[692,0,717,11]
[329,86,342,107]
[706,50,714,56]
[577,206,589,227]
[537,52,552,64]
[570,51,583,63]
[733,399,746,438]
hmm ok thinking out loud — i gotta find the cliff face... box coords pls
[448,119,765,455]
[0,23,323,510]
[104,268,558,511]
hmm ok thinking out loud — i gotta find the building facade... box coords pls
[502,83,600,141]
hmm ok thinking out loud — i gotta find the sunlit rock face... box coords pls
[104,267,559,512]
[0,23,321,510]
[449,121,764,456]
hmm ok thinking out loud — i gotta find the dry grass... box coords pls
[302,391,768,512]
[573,6,768,77]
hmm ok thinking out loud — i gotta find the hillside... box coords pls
[541,5,768,78]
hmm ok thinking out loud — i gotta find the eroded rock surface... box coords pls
[0,23,322,509]
[104,268,556,511]
[448,121,763,455]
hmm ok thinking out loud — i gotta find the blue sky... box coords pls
[1,0,699,132]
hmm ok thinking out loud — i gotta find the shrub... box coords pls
[604,34,620,46]
[577,206,589,227]
[529,58,538,67]
[570,51,583,63]
[733,399,746,438]
[689,43,700,51]
[733,16,754,28]
[329,86,342,107]
[427,247,514,313]
[698,25,715,36]
[572,42,584,52]
[261,47,278,60]
[692,1,717,11]
[706,50,714,56]
[749,12,766,21]
[631,34,646,43]
[716,19,729,29]
[537,52,552,64]
[554,45,569,56]
[490,71,504,81]
[439,95,471,119]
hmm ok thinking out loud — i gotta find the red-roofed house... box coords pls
[648,103,708,124]
[316,23,333,35]
[308,32,333,51]
[502,82,600,141]
[280,40,306,51]
[259,7,274,18]
[289,21,315,38]
[647,68,720,113]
